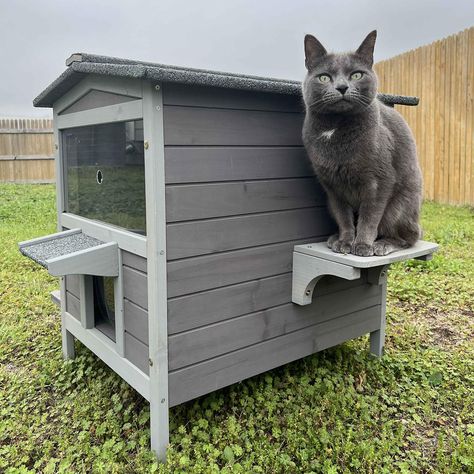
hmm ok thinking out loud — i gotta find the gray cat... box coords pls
[302,30,422,256]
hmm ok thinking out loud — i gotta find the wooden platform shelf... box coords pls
[292,240,439,356]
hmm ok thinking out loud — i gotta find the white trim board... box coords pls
[61,213,147,257]
[57,100,142,129]
[64,311,150,400]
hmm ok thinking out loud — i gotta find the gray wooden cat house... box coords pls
[19,53,438,459]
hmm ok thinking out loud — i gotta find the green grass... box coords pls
[1,183,473,473]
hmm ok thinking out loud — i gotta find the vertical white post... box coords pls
[368,265,389,357]
[142,80,169,460]
[114,251,125,357]
[53,107,75,359]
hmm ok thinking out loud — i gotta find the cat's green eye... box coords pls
[351,72,363,80]
[318,74,331,83]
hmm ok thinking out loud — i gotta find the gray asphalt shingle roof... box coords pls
[33,52,419,108]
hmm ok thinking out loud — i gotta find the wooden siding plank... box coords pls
[123,272,366,342]
[168,305,381,406]
[166,207,333,260]
[167,237,334,298]
[168,284,381,370]
[165,178,325,222]
[164,147,313,184]
[65,291,80,320]
[123,266,148,308]
[124,332,149,374]
[65,274,80,297]
[163,83,304,112]
[163,106,304,146]
[122,250,147,273]
[124,299,148,343]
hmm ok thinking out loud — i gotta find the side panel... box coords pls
[118,84,384,407]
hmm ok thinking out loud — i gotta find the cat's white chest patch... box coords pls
[319,129,336,140]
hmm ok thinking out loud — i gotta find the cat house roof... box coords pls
[33,52,419,108]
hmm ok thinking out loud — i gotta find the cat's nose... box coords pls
[336,84,348,95]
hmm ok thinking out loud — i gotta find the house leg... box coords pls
[367,266,389,357]
[59,277,75,359]
[150,397,169,461]
[61,316,76,359]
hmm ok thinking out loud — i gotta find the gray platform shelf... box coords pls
[292,240,439,305]
[19,229,119,277]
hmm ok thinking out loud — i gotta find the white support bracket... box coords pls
[292,251,361,305]
[292,240,439,306]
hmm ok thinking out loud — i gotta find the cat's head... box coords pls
[302,31,378,115]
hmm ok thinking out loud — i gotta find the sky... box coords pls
[0,0,473,118]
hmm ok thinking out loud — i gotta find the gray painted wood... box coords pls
[122,250,147,273]
[47,241,119,277]
[165,178,325,222]
[123,266,147,308]
[18,228,81,248]
[124,299,148,344]
[142,80,169,460]
[167,207,333,260]
[51,290,60,307]
[168,274,368,334]
[61,214,147,258]
[124,332,149,374]
[55,75,143,115]
[368,266,389,357]
[168,305,381,406]
[163,106,304,146]
[168,274,294,335]
[64,311,150,401]
[60,90,138,115]
[169,284,381,370]
[164,147,313,184]
[163,83,304,112]
[54,103,75,360]
[294,240,439,268]
[123,304,381,401]
[124,272,367,342]
[292,251,361,306]
[66,291,80,320]
[65,274,80,297]
[167,237,330,298]
[79,275,94,329]
[57,99,142,130]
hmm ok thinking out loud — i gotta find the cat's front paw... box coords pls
[352,242,374,257]
[327,234,353,254]
[327,234,339,249]
[373,240,396,256]
[332,239,353,254]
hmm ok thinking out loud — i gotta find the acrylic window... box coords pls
[62,120,146,234]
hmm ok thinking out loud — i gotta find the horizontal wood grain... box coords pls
[163,106,304,146]
[165,178,325,222]
[166,236,332,298]
[168,305,381,406]
[164,147,313,184]
[166,207,333,260]
[169,283,381,370]
[163,83,304,112]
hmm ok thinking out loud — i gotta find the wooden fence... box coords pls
[375,26,474,206]
[0,118,55,183]
[2,28,473,203]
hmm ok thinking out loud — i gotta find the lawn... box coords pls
[0,184,473,473]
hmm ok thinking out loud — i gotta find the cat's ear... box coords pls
[356,30,377,67]
[304,34,327,70]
